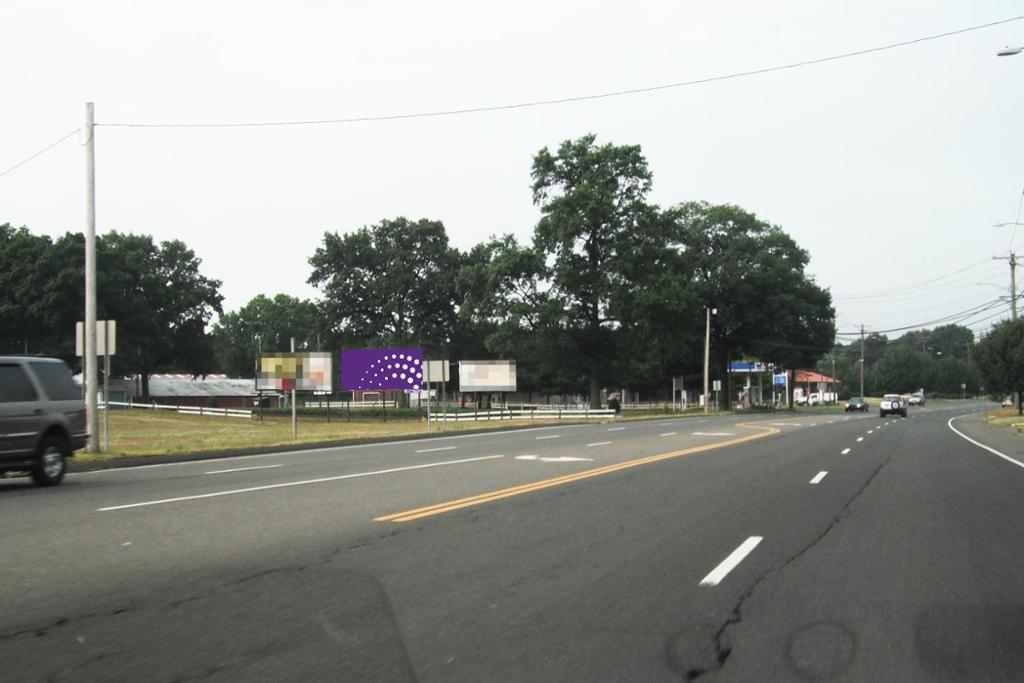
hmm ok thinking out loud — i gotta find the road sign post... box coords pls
[76,320,116,452]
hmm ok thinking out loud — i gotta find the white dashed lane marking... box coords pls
[699,537,764,586]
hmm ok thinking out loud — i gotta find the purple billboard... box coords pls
[341,347,424,391]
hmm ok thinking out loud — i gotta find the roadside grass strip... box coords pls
[375,424,780,522]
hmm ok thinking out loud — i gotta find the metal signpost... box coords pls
[424,360,450,431]
[76,320,116,452]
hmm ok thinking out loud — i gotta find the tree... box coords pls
[530,134,662,408]
[674,202,835,408]
[975,319,1024,414]
[0,224,65,355]
[308,217,462,355]
[0,227,223,395]
[212,294,322,378]
[97,233,223,396]
[455,235,555,394]
[870,346,928,394]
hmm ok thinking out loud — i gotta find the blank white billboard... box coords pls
[459,360,516,392]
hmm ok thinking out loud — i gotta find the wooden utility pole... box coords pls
[859,325,865,399]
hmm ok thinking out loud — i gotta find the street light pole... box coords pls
[703,307,715,415]
[859,324,865,399]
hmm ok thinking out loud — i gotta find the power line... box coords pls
[1010,184,1024,252]
[0,128,80,178]
[833,258,994,300]
[836,298,1005,336]
[95,16,1024,129]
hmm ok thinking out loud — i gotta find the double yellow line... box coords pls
[375,422,780,523]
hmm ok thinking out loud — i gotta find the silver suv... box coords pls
[879,393,907,418]
[0,357,87,486]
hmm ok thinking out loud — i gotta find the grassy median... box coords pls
[986,407,1024,434]
[80,410,575,460]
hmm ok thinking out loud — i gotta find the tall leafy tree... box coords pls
[975,319,1024,414]
[530,134,663,407]
[675,202,835,408]
[212,294,322,378]
[0,224,57,354]
[308,217,462,356]
[0,226,222,395]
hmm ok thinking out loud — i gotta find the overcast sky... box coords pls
[3,1,1024,345]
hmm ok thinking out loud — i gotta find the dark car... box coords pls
[0,357,87,485]
[845,397,869,412]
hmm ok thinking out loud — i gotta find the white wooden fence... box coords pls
[101,400,253,419]
[432,407,615,422]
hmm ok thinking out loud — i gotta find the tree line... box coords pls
[818,324,981,398]
[2,134,836,406]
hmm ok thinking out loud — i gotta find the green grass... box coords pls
[986,407,1024,434]
[81,409,582,461]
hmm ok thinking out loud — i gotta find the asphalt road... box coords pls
[2,402,1022,681]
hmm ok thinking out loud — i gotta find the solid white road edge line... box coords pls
[96,455,506,511]
[608,427,626,432]
[810,471,828,484]
[948,415,1024,471]
[699,536,763,586]
[204,464,283,475]
[415,446,457,453]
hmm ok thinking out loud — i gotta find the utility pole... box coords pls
[994,251,1020,410]
[831,354,836,404]
[291,337,297,439]
[703,307,715,415]
[84,102,99,453]
[993,251,1018,320]
[859,324,865,399]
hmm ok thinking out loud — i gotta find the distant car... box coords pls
[845,397,869,412]
[879,393,907,418]
[909,393,925,406]
[807,392,822,406]
[1003,396,1015,407]
[0,356,86,486]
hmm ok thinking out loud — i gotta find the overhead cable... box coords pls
[0,128,80,178]
[95,16,1024,129]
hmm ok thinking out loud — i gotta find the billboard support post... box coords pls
[103,320,110,452]
[425,359,431,432]
[290,338,297,439]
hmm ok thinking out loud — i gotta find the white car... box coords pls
[909,393,924,406]
[880,394,907,418]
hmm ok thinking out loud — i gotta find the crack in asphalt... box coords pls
[685,450,897,680]
[0,529,404,644]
